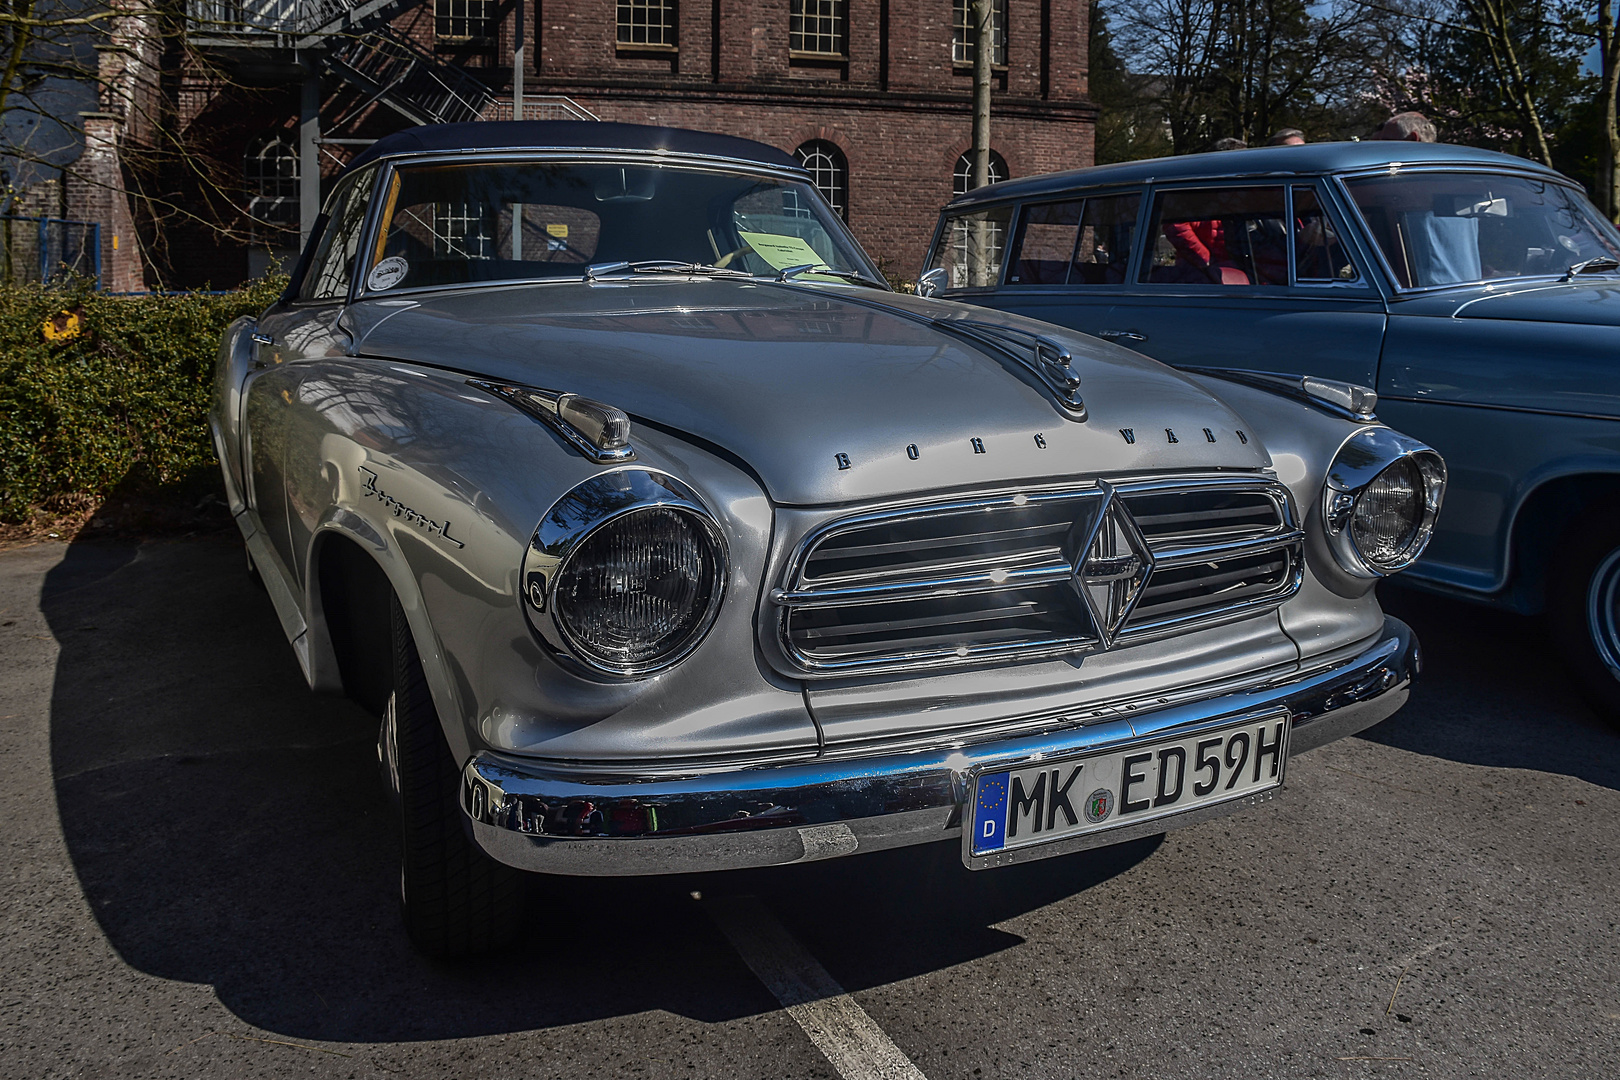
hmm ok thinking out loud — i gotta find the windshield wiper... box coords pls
[776,263,887,288]
[584,260,754,282]
[1561,256,1620,281]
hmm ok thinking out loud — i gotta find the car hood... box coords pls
[349,280,1271,505]
[1449,278,1620,325]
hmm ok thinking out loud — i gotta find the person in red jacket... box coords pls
[1163,217,1247,283]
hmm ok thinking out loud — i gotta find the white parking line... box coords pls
[706,895,930,1080]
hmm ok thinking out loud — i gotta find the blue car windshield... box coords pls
[362,161,873,292]
[1345,171,1620,289]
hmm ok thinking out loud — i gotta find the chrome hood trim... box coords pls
[1449,278,1620,325]
[349,280,1271,505]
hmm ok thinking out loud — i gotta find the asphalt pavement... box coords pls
[1,534,1615,1079]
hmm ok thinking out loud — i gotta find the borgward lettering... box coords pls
[359,467,465,549]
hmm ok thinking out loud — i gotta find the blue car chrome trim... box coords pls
[460,616,1417,876]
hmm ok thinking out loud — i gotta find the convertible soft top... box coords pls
[345,121,803,173]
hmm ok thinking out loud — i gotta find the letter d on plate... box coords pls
[973,772,1009,853]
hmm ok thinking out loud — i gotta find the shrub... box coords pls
[0,278,285,523]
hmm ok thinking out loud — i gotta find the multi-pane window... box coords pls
[244,135,298,243]
[790,0,846,56]
[433,202,495,259]
[953,149,1007,196]
[436,0,493,41]
[952,0,1007,66]
[795,140,848,220]
[618,0,676,46]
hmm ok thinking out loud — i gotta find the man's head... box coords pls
[1267,129,1305,146]
[1213,137,1248,151]
[1372,112,1437,143]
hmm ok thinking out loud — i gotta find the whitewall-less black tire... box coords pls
[1554,515,1620,723]
[386,594,523,958]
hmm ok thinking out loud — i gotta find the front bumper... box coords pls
[463,617,1418,876]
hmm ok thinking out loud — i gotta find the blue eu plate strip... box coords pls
[973,771,1009,853]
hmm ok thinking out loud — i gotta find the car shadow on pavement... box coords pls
[43,534,1155,1043]
[1368,581,1619,790]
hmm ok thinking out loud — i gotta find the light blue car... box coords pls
[924,142,1620,718]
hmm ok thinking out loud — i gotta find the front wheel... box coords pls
[385,594,523,958]
[1552,515,1620,722]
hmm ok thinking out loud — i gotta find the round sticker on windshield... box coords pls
[367,256,409,291]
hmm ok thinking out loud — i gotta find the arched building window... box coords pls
[245,135,299,243]
[953,149,1008,196]
[795,140,848,220]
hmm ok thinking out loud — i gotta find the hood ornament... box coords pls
[933,318,1087,420]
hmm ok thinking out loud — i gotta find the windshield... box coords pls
[1344,171,1620,289]
[361,160,876,292]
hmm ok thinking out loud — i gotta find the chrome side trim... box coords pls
[461,616,1417,876]
[1196,367,1378,422]
[771,474,1303,677]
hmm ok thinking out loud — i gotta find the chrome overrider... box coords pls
[461,616,1418,875]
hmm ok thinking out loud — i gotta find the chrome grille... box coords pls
[773,476,1303,676]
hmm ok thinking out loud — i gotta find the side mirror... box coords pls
[915,266,948,298]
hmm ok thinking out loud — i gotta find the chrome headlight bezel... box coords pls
[522,469,729,679]
[1321,427,1447,579]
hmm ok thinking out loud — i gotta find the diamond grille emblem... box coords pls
[1071,485,1154,648]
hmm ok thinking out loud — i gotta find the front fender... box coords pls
[284,357,816,769]
[1184,374,1405,657]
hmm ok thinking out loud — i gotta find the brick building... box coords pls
[85,0,1095,289]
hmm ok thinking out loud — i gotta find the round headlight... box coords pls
[553,507,723,671]
[1321,428,1446,580]
[524,470,729,678]
[1351,458,1424,570]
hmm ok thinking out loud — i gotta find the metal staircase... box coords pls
[327,26,490,125]
[186,0,492,126]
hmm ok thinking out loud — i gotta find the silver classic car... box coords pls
[212,122,1444,958]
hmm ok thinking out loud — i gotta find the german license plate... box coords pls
[969,712,1290,858]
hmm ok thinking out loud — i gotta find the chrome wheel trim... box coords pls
[1588,546,1620,681]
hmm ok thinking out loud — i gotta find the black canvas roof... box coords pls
[345,121,802,173]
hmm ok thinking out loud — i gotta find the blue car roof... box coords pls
[344,121,803,173]
[947,142,1571,208]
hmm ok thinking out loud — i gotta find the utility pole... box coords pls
[513,0,525,123]
[969,0,993,285]
[298,59,320,251]
[512,0,525,257]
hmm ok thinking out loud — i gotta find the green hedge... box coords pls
[0,278,286,523]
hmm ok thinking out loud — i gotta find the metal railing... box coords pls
[0,216,101,288]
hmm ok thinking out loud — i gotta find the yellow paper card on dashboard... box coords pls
[738,231,826,271]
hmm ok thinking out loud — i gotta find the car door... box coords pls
[243,166,377,582]
[1092,181,1388,387]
